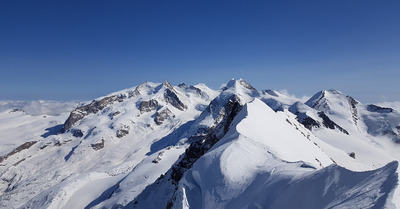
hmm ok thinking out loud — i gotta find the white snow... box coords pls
[174,99,398,209]
[1,80,400,209]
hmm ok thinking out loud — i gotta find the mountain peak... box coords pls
[222,78,257,92]
[162,80,177,93]
[305,89,348,110]
[323,89,343,95]
[162,80,172,88]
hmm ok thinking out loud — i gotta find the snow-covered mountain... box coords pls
[1,79,400,209]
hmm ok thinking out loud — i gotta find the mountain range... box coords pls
[1,79,400,209]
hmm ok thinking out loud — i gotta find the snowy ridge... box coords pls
[1,79,400,208]
[173,99,398,209]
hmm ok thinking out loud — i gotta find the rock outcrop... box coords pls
[367,104,394,113]
[91,138,105,151]
[62,95,126,132]
[116,125,130,138]
[154,108,174,125]
[139,99,159,114]
[318,111,349,135]
[0,141,37,163]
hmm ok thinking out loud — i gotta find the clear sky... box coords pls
[1,0,399,103]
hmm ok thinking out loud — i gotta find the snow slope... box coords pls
[173,99,398,209]
[1,79,400,209]
[0,81,218,209]
[0,100,83,156]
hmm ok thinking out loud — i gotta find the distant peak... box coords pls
[163,80,173,88]
[178,82,186,88]
[323,89,344,95]
[262,89,278,97]
[162,80,178,94]
[307,89,344,103]
[132,81,156,96]
[224,78,238,89]
[222,78,257,92]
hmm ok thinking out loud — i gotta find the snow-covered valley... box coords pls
[1,79,400,209]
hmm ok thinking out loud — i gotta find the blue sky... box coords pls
[1,0,399,102]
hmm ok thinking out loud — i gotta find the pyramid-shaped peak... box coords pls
[223,78,257,92]
[306,89,344,107]
[161,80,178,94]
[163,80,173,88]
[305,89,360,114]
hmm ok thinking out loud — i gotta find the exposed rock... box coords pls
[349,152,356,159]
[299,115,321,130]
[0,141,37,163]
[9,109,20,113]
[261,98,284,112]
[177,83,186,88]
[180,84,208,98]
[152,151,165,163]
[91,138,105,151]
[262,89,279,97]
[306,90,330,111]
[155,108,174,125]
[162,80,177,94]
[109,111,120,120]
[318,112,349,135]
[347,96,359,125]
[13,158,26,166]
[165,98,243,208]
[131,87,141,97]
[62,94,126,131]
[131,81,155,97]
[172,98,241,183]
[71,129,84,138]
[239,79,257,91]
[187,85,203,96]
[209,95,241,126]
[164,89,186,111]
[54,140,62,146]
[116,125,130,138]
[367,104,394,113]
[289,103,321,130]
[139,99,159,114]
[39,142,52,150]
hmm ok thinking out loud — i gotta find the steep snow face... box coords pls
[303,89,400,144]
[289,101,350,135]
[305,89,360,132]
[173,99,398,209]
[233,99,332,167]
